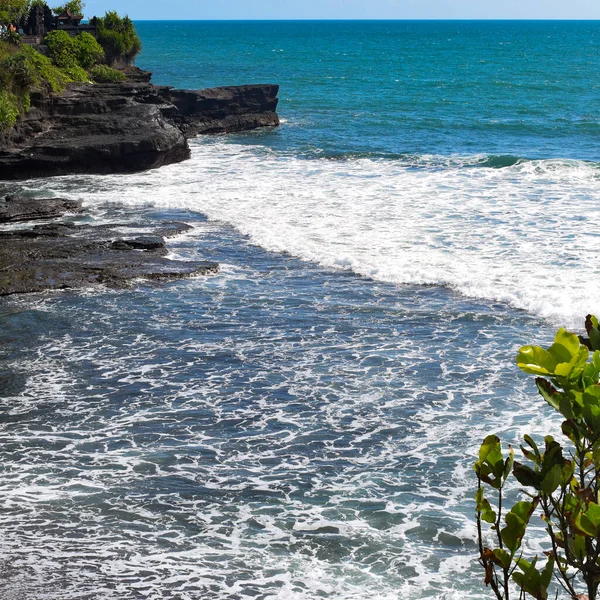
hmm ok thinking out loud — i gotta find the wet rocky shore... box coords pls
[0,194,219,296]
[0,68,280,294]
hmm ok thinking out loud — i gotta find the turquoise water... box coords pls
[137,20,600,160]
[0,20,599,600]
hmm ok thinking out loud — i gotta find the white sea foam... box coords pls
[25,140,600,326]
[3,141,590,599]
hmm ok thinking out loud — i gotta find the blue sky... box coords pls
[84,0,600,20]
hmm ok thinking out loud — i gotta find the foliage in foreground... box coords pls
[475,315,600,600]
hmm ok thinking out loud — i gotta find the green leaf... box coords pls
[541,463,562,494]
[513,462,540,489]
[523,434,540,454]
[475,435,505,487]
[580,502,600,537]
[561,459,575,486]
[552,328,581,360]
[572,532,586,559]
[590,327,600,352]
[501,501,534,554]
[503,446,514,482]
[493,548,511,569]
[535,378,562,412]
[512,556,549,600]
[475,487,497,523]
[540,556,554,592]
[517,345,558,376]
[479,434,501,463]
[553,345,589,379]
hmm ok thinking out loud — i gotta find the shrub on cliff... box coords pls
[0,42,71,131]
[475,315,600,600]
[18,44,71,92]
[0,91,20,132]
[73,32,104,69]
[94,11,141,66]
[44,30,77,69]
[89,64,125,83]
[1,44,70,93]
[61,64,88,82]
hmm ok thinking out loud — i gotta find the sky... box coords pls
[84,0,600,21]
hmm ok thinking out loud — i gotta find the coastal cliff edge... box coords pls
[0,67,280,180]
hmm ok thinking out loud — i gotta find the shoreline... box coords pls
[0,67,280,295]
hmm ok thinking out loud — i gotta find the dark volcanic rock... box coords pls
[167,85,280,135]
[0,194,83,223]
[111,236,166,250]
[0,70,280,180]
[0,83,190,179]
[0,218,219,295]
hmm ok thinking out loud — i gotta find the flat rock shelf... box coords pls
[0,195,219,295]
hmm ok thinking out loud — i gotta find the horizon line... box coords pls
[129,18,600,21]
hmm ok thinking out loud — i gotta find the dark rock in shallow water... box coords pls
[0,218,219,296]
[111,236,166,250]
[0,195,83,223]
[0,69,279,180]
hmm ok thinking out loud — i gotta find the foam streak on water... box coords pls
[2,18,599,599]
[26,140,600,326]
[0,195,560,599]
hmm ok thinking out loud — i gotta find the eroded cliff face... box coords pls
[0,69,279,180]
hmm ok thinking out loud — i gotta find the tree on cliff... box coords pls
[93,11,140,66]
[51,0,83,16]
[0,0,31,24]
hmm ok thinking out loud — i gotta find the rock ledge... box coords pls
[0,68,279,180]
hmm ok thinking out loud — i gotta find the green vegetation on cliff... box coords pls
[0,40,70,131]
[0,2,141,132]
[94,11,141,66]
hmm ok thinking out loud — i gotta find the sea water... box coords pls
[0,20,599,599]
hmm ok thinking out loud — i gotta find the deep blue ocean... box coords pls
[1,20,600,600]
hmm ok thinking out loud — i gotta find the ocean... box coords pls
[1,19,599,599]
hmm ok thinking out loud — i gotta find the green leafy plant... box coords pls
[72,31,103,69]
[475,315,600,600]
[60,64,87,82]
[0,90,19,131]
[2,51,36,89]
[94,11,141,66]
[16,44,71,92]
[89,63,125,83]
[44,29,76,69]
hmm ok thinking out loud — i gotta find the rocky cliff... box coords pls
[0,68,279,180]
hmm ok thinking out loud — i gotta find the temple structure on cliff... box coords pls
[20,3,96,44]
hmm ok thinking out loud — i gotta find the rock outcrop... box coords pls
[0,69,279,180]
[0,195,219,295]
[0,194,83,222]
